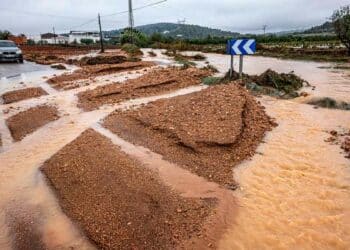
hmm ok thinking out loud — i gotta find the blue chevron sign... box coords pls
[227,39,256,55]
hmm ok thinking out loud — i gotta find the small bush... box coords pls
[307,97,350,110]
[202,76,223,85]
[80,38,94,45]
[121,43,143,57]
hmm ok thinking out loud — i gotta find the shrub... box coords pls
[121,43,143,57]
[80,38,94,45]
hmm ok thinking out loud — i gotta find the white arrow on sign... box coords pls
[232,40,243,55]
[243,39,255,54]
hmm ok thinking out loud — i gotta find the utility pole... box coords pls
[53,27,57,44]
[128,0,135,44]
[98,13,105,53]
[262,25,267,35]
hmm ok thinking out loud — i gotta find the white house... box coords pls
[38,33,68,44]
[68,31,101,44]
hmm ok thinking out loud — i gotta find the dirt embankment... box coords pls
[6,105,59,141]
[104,84,276,188]
[21,45,93,65]
[47,61,155,90]
[41,129,215,249]
[1,87,48,104]
[78,66,212,111]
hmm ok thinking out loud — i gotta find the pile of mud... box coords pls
[326,130,350,159]
[22,45,92,65]
[41,129,215,249]
[78,66,212,111]
[103,84,275,187]
[6,105,59,141]
[77,55,128,66]
[47,61,155,90]
[1,87,48,104]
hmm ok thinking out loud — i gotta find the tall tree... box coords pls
[331,5,350,55]
[0,30,12,40]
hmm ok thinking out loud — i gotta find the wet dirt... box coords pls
[41,129,216,249]
[47,61,155,90]
[1,87,48,104]
[6,105,59,141]
[78,66,212,111]
[21,45,94,65]
[0,72,213,250]
[103,83,275,187]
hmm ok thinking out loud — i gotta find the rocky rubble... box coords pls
[1,87,48,104]
[6,105,59,141]
[47,61,155,90]
[104,83,276,187]
[78,66,212,111]
[41,129,215,249]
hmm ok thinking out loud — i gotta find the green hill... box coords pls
[106,22,239,39]
[303,21,335,34]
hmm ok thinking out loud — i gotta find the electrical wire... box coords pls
[102,0,167,17]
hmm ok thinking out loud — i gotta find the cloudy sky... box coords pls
[0,0,348,35]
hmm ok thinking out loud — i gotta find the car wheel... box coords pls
[18,59,24,63]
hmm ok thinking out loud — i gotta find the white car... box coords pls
[0,40,23,63]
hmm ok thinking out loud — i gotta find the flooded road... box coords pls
[0,52,350,249]
[183,51,350,102]
[219,99,350,249]
[0,61,50,79]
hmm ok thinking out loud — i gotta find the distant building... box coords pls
[68,31,101,44]
[8,34,27,45]
[40,33,68,44]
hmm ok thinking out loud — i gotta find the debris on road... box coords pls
[47,61,155,90]
[22,45,92,65]
[325,129,350,159]
[51,64,67,70]
[1,87,48,104]
[41,129,215,249]
[78,66,212,111]
[103,83,276,187]
[6,105,59,141]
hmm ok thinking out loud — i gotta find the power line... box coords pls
[102,0,167,17]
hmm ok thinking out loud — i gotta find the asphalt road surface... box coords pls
[0,61,48,78]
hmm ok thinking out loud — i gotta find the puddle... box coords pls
[219,98,350,249]
[151,49,350,103]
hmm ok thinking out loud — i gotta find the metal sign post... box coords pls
[227,39,256,79]
[230,55,234,78]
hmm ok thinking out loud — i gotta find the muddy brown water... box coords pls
[1,52,350,249]
[0,80,209,249]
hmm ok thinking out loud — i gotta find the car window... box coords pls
[0,41,17,47]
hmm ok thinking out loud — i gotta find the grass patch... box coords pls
[307,97,350,110]
[121,43,143,57]
[202,76,224,86]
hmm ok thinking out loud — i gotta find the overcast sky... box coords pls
[0,0,348,35]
